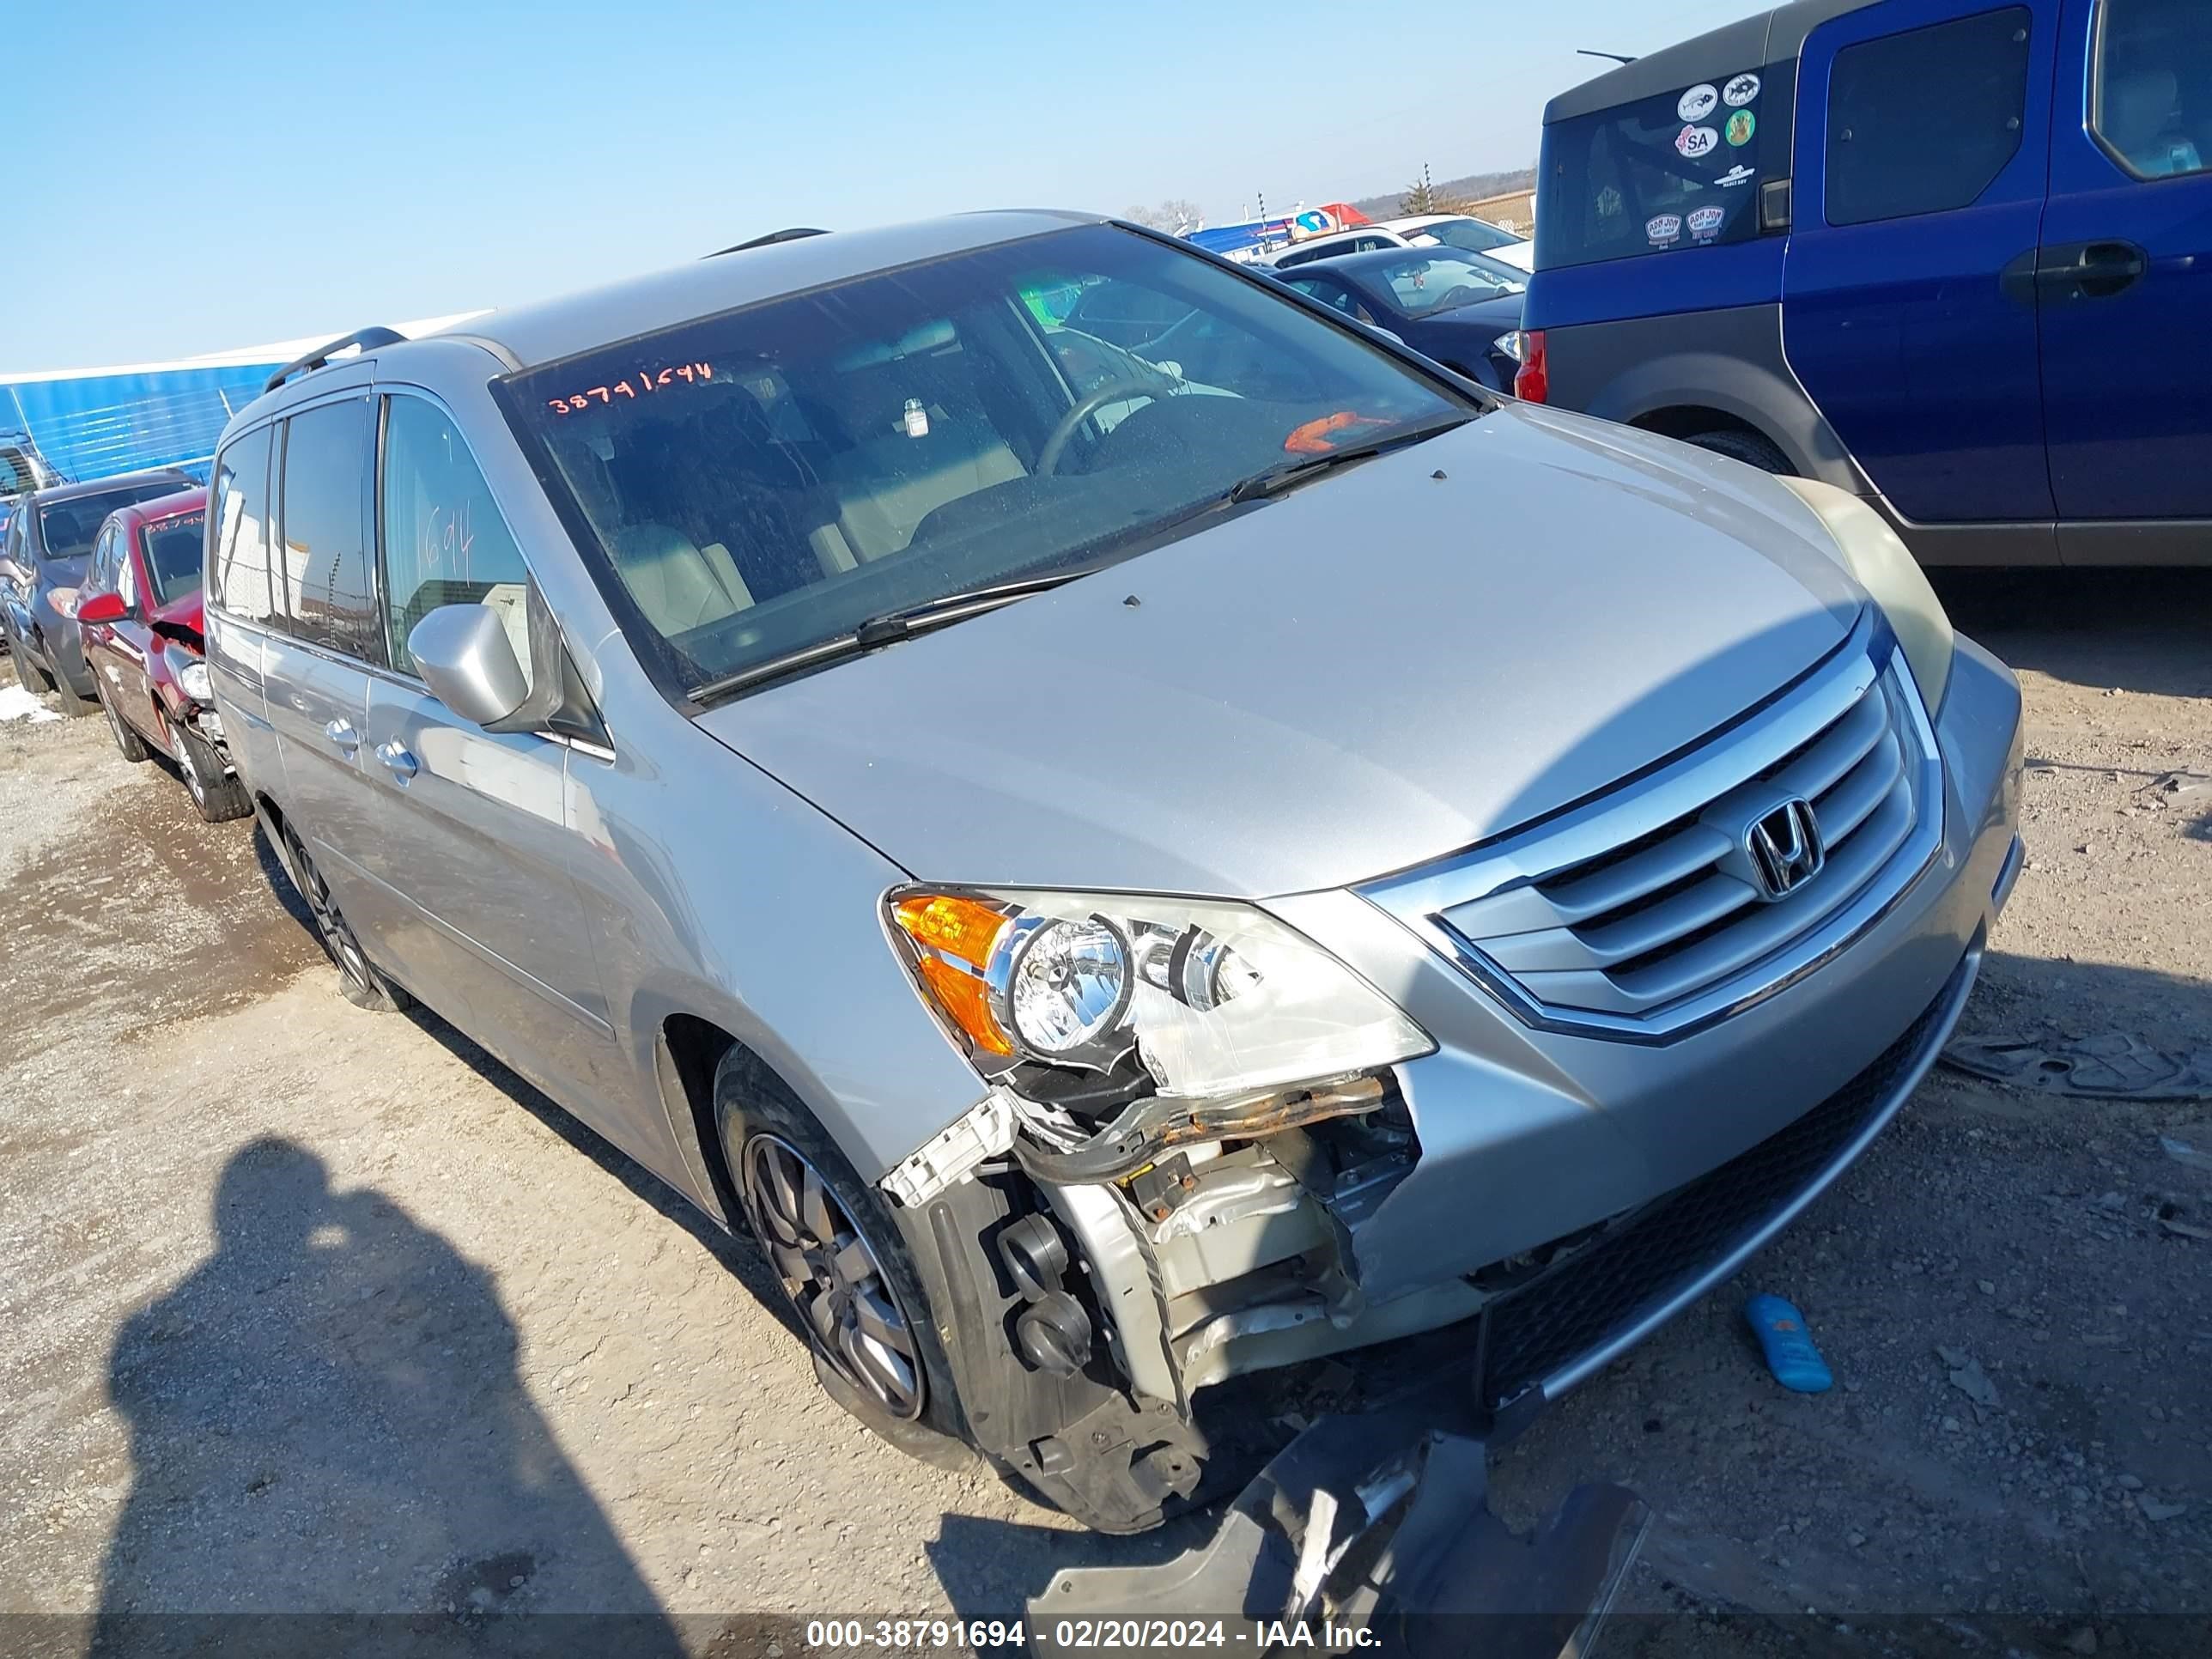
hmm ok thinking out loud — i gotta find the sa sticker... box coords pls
[1723,72,1761,107]
[1676,125,1720,159]
[1688,205,1727,240]
[1647,213,1683,245]
[1678,83,1720,122]
[1725,109,1757,147]
[1715,162,1756,187]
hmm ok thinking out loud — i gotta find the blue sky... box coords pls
[9,0,1754,369]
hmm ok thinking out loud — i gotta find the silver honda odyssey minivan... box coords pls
[203,211,2023,1534]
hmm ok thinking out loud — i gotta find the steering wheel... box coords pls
[1434,285,1483,310]
[1037,379,1167,475]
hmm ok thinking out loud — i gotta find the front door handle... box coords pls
[323,718,360,753]
[2041,240,2148,300]
[374,740,418,781]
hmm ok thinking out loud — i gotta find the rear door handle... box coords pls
[374,740,418,781]
[323,718,360,753]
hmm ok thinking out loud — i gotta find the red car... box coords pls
[75,489,251,821]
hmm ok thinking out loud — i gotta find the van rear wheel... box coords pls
[1686,428,1791,475]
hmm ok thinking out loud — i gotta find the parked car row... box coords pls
[20,208,2003,1546]
[1263,211,1536,273]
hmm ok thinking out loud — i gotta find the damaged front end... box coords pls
[878,886,1504,1534]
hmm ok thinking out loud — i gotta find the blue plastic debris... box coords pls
[1744,1293,1833,1393]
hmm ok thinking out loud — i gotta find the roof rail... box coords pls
[704,228,830,258]
[263,326,407,395]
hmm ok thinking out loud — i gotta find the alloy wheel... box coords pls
[289,835,376,997]
[739,1133,925,1420]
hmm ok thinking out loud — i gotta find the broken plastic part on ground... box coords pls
[1027,1370,1647,1658]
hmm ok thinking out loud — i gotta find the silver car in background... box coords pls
[201,212,2022,1534]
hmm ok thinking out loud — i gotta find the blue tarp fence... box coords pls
[3,362,282,485]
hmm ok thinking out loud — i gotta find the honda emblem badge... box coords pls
[1747,797,1824,900]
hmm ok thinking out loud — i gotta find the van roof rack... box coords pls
[704,228,830,258]
[264,326,407,394]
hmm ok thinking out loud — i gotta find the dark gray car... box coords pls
[201,211,2024,1534]
[2,469,194,712]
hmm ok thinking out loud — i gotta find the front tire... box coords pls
[175,723,252,822]
[714,1054,980,1473]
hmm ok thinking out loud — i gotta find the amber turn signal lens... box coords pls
[914,955,1013,1056]
[893,893,1009,968]
[894,893,1015,1056]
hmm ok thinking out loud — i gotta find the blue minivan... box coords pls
[1518,0,2209,565]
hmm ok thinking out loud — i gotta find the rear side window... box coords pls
[211,429,276,623]
[1535,70,1771,267]
[278,399,382,663]
[378,395,534,681]
[2092,0,2210,180]
[1825,9,2033,226]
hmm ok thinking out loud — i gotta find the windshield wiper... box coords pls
[684,566,1103,706]
[1224,412,1475,506]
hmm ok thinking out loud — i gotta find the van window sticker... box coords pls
[1646,214,1683,246]
[1726,110,1757,147]
[1678,84,1720,122]
[1723,72,1761,108]
[1716,163,1756,187]
[1688,205,1727,241]
[1676,125,1721,159]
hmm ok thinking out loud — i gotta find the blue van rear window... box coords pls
[1536,70,1770,269]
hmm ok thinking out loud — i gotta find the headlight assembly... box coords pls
[889,889,1431,1107]
[48,586,82,619]
[1780,477,1954,712]
[174,656,213,703]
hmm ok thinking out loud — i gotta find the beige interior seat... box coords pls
[607,522,752,635]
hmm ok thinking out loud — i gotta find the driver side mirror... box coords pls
[76,591,128,625]
[0,557,23,585]
[407,604,529,728]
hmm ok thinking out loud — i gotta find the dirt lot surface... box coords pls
[2,570,2209,1657]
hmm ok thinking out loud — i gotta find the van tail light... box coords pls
[1510,329,1549,403]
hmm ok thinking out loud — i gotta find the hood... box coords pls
[150,590,205,638]
[696,405,1864,897]
[1412,293,1525,333]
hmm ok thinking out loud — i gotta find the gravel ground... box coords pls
[1,569,2208,1657]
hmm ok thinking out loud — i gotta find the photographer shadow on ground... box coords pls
[92,1136,684,1658]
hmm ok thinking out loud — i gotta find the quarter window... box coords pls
[211,428,276,623]
[278,399,382,663]
[1825,8,2033,226]
[2091,0,2209,180]
[378,395,534,682]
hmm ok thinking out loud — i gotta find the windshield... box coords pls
[1405,217,1521,256]
[37,483,185,563]
[1367,252,1524,315]
[142,514,206,607]
[500,223,1468,694]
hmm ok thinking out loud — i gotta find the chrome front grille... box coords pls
[1361,614,1942,1042]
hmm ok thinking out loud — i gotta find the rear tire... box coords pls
[282,826,410,1012]
[175,723,253,822]
[1685,428,1792,475]
[100,682,151,763]
[52,665,95,718]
